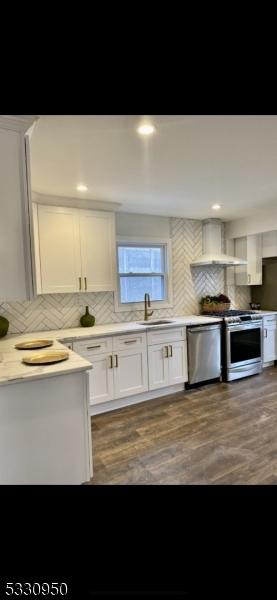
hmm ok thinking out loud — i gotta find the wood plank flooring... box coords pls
[90,366,277,484]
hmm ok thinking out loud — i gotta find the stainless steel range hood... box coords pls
[191,219,247,267]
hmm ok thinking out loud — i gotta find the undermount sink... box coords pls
[137,319,176,326]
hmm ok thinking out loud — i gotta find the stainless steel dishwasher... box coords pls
[186,323,221,385]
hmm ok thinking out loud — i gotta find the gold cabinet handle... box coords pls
[113,354,118,368]
[87,345,101,350]
[79,277,82,291]
[169,344,173,357]
[248,273,251,284]
[164,346,168,358]
[109,355,113,368]
[84,276,87,290]
[124,339,137,344]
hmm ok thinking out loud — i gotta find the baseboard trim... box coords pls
[263,361,275,367]
[90,383,185,415]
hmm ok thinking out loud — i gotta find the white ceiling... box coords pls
[29,115,277,221]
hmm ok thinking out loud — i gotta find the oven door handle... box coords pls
[226,324,262,333]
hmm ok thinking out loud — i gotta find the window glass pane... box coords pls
[119,275,165,303]
[118,245,164,274]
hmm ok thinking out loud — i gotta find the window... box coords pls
[115,238,172,311]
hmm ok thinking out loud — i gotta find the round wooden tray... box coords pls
[15,339,54,350]
[22,350,69,365]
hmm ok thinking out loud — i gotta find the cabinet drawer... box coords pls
[147,327,185,346]
[73,337,112,357]
[112,332,147,351]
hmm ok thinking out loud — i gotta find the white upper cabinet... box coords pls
[35,204,116,294]
[0,116,38,302]
[79,210,116,292]
[36,205,81,293]
[234,234,262,286]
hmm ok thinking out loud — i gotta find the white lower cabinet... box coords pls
[148,343,168,390]
[73,332,148,405]
[113,347,148,399]
[263,316,277,364]
[148,329,188,391]
[73,327,188,409]
[89,353,114,404]
[168,340,188,385]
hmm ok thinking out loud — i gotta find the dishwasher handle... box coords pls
[188,325,221,333]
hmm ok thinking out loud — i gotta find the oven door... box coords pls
[226,322,262,369]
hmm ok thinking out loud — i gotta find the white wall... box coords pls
[116,212,170,238]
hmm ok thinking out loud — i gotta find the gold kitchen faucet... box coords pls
[144,293,154,321]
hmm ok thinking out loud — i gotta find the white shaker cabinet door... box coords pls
[79,210,116,292]
[148,343,169,390]
[168,340,188,384]
[113,347,148,399]
[235,234,262,286]
[263,319,277,363]
[37,205,81,293]
[89,353,114,405]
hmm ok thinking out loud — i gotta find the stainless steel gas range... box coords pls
[203,310,263,381]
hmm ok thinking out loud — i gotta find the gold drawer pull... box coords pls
[84,276,87,290]
[87,345,101,350]
[79,277,82,291]
[113,354,118,367]
[169,344,173,357]
[164,346,169,358]
[109,355,113,368]
[124,339,137,344]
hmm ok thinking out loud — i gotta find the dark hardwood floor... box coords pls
[90,366,277,484]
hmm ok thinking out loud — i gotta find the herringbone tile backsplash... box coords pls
[0,218,250,334]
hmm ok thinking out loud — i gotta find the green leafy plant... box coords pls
[200,293,230,305]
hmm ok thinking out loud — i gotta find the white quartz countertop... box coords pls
[0,315,222,385]
[252,310,277,316]
[0,336,92,386]
[47,314,223,341]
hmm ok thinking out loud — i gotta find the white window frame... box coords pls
[114,236,173,313]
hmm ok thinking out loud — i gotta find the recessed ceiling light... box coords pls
[137,123,156,136]
[212,204,221,210]
[76,184,88,192]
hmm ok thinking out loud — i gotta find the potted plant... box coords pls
[200,294,231,313]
